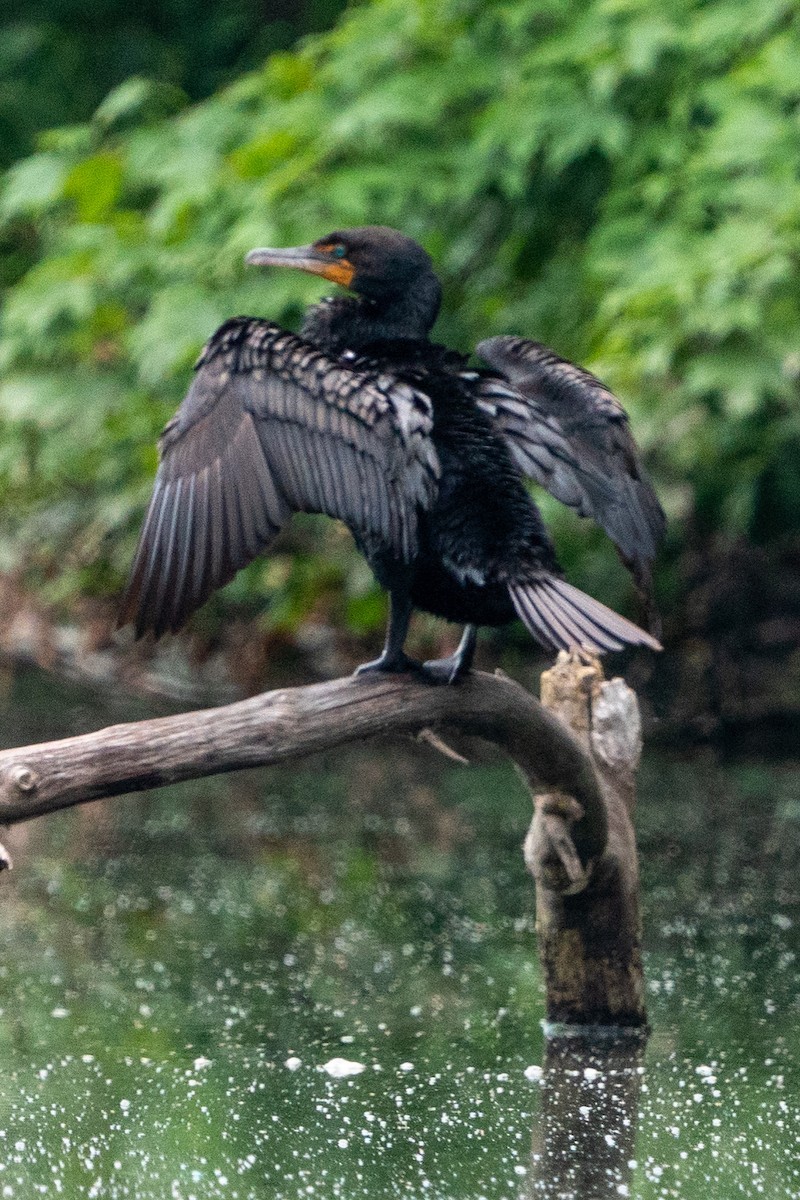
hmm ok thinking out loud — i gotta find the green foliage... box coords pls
[0,0,345,167]
[1,0,799,628]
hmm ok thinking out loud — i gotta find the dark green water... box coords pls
[0,667,798,1198]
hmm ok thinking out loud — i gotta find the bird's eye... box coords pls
[331,244,347,259]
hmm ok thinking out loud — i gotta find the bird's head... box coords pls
[246,225,438,307]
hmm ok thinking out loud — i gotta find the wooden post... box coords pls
[525,652,647,1030]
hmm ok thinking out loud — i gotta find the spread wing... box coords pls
[475,335,666,628]
[120,318,440,638]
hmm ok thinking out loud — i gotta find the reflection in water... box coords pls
[529,1033,644,1198]
[0,667,799,1197]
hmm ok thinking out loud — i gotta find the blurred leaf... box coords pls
[1,153,67,218]
[94,78,188,133]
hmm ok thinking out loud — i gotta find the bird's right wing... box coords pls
[119,318,440,637]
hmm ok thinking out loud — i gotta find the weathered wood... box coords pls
[0,655,647,1029]
[0,670,602,841]
[527,654,647,1028]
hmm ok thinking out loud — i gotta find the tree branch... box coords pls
[0,656,649,1028]
[0,669,606,863]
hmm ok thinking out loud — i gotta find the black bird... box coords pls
[120,226,665,682]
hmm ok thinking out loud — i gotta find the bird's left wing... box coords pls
[475,335,666,615]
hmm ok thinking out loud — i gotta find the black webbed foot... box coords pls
[421,625,477,685]
[354,652,425,678]
[421,654,470,685]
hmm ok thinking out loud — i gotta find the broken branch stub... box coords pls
[527,652,647,1029]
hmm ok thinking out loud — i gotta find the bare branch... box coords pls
[0,654,649,1030]
[0,669,606,863]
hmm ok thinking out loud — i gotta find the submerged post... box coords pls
[525,652,646,1030]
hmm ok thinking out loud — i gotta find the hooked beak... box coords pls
[245,243,355,289]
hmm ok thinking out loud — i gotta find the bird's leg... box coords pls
[423,624,478,685]
[354,583,423,677]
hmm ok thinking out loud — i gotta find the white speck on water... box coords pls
[51,1007,69,1019]
[583,1067,600,1082]
[321,1057,366,1078]
[399,1062,414,1072]
[579,1105,591,1117]
[772,913,793,930]
[193,1057,212,1071]
[337,1138,348,1149]
[524,1065,543,1082]
[696,1064,714,1076]
[284,1057,302,1071]
[119,1099,130,1111]
[81,1054,94,1064]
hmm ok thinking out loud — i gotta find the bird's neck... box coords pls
[301,275,442,355]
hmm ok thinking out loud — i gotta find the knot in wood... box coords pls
[536,791,584,823]
[10,764,39,794]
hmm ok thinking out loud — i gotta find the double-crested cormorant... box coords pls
[120,226,665,681]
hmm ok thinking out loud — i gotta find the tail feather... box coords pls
[509,576,662,655]
[534,584,625,652]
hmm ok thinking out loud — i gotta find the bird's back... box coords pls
[346,339,559,609]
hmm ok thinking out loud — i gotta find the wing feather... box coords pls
[476,335,665,565]
[186,469,207,611]
[120,319,440,638]
[476,335,666,634]
[207,458,228,592]
[170,475,196,630]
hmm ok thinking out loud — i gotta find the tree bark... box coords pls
[529,654,647,1029]
[0,654,646,1029]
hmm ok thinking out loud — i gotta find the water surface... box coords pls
[0,667,798,1197]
